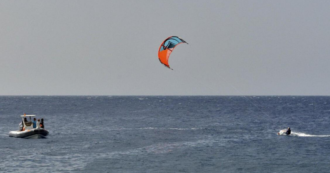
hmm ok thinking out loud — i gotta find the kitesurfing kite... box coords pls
[158,36,188,69]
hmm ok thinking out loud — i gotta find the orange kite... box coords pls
[158,36,188,69]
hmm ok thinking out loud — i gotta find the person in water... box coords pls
[286,127,291,135]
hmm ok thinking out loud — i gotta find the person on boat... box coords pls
[40,118,44,129]
[33,118,37,128]
[286,127,291,135]
[37,119,40,129]
[18,121,23,131]
[24,117,32,126]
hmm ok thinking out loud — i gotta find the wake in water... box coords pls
[278,130,330,137]
[290,132,330,137]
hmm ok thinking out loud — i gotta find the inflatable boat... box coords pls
[9,114,48,139]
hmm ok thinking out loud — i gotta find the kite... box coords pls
[158,36,188,69]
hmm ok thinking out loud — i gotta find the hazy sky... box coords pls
[1,1,330,96]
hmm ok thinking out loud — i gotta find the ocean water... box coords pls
[1,96,330,173]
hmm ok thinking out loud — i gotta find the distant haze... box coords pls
[1,1,330,95]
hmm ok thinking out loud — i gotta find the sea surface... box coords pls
[1,96,330,173]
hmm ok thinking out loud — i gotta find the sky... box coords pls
[1,1,330,96]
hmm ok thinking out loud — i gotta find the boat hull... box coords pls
[9,129,49,138]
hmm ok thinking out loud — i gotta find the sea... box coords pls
[0,96,330,173]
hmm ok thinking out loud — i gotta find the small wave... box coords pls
[138,127,201,131]
[108,127,201,131]
[0,133,9,137]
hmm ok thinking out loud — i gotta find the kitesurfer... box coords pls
[286,127,291,135]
